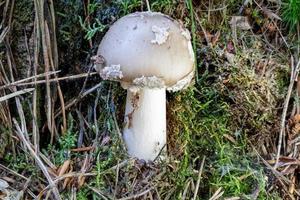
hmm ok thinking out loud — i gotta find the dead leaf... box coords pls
[268,157,300,168]
[289,114,300,126]
[223,134,236,143]
[58,160,71,176]
[71,146,95,152]
[211,31,220,46]
[226,41,235,54]
[230,16,252,30]
[262,7,282,21]
[78,176,86,188]
[281,165,298,175]
[63,177,71,190]
[225,52,235,64]
[289,176,296,195]
[0,179,9,191]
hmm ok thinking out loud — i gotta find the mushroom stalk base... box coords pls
[123,88,166,161]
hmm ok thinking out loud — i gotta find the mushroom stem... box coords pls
[123,87,166,161]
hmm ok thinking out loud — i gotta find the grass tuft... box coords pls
[281,0,300,31]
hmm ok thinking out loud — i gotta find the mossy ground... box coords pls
[0,0,298,199]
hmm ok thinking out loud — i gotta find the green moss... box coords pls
[13,0,34,31]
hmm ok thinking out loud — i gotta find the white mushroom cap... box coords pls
[96,12,195,90]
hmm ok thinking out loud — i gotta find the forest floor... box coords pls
[0,0,300,199]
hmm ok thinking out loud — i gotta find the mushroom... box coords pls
[95,12,195,161]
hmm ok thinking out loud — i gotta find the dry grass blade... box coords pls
[193,156,206,200]
[77,155,89,187]
[88,186,110,200]
[182,178,193,200]
[33,0,41,152]
[224,197,240,200]
[58,160,71,177]
[0,71,60,90]
[0,0,9,26]
[0,88,34,102]
[209,188,224,200]
[54,82,103,118]
[35,0,53,137]
[145,0,151,11]
[38,172,97,197]
[117,188,153,200]
[0,163,29,181]
[252,144,292,184]
[254,0,290,50]
[44,21,67,133]
[48,0,58,69]
[275,58,300,169]
[6,41,30,141]
[0,72,97,88]
[40,160,132,197]
[113,160,120,199]
[0,26,9,43]
[13,118,62,200]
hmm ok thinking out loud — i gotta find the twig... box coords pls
[209,188,224,200]
[39,159,133,196]
[32,0,41,152]
[112,102,127,153]
[145,0,151,11]
[0,72,97,89]
[193,156,206,200]
[36,0,53,137]
[113,160,120,199]
[253,0,290,50]
[0,163,29,181]
[54,82,103,118]
[39,152,57,170]
[0,60,10,86]
[13,118,62,200]
[0,88,34,102]
[6,41,30,140]
[118,187,153,200]
[0,26,9,43]
[0,0,9,26]
[0,70,60,90]
[194,12,211,48]
[182,178,193,200]
[48,0,58,69]
[251,143,291,184]
[275,58,300,169]
[45,21,67,133]
[92,88,101,147]
[88,186,110,200]
[76,109,85,147]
